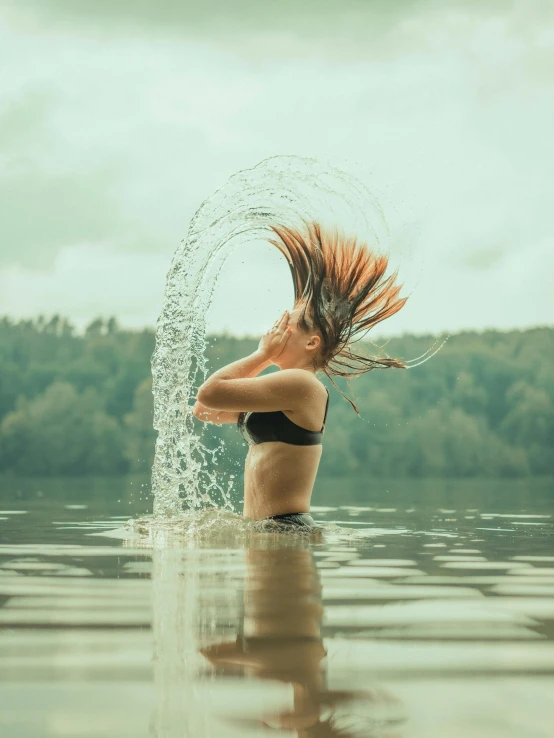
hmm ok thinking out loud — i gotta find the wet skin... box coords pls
[241,381,327,520]
[193,308,328,520]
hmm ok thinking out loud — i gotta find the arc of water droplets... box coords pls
[151,155,418,518]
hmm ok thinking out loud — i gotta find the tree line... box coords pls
[0,315,552,479]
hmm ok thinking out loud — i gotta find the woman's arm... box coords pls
[192,351,272,424]
[196,357,314,414]
[196,311,312,414]
[192,402,239,425]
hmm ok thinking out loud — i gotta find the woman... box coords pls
[193,221,408,526]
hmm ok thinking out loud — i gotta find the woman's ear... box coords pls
[307,334,321,351]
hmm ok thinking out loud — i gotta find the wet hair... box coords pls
[268,220,409,414]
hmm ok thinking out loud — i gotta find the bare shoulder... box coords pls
[277,369,328,425]
[278,369,327,397]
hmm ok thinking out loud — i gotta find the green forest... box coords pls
[0,316,552,479]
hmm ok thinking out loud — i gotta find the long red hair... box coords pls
[268,220,408,413]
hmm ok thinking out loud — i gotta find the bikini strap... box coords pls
[321,387,330,432]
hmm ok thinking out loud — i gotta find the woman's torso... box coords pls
[238,381,329,520]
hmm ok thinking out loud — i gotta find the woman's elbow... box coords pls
[196,383,218,407]
[192,401,213,422]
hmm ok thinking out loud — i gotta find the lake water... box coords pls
[1,475,553,738]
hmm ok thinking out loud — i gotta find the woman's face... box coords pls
[272,307,321,370]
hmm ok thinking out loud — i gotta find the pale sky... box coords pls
[0,0,552,338]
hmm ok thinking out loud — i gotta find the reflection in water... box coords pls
[152,537,407,737]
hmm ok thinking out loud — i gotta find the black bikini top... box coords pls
[237,387,330,447]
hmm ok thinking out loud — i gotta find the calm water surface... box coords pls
[1,475,553,738]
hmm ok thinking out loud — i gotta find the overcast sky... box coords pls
[0,0,552,338]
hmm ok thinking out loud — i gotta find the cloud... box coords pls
[0,1,552,334]
[0,160,135,268]
[0,86,133,268]
[0,86,55,150]
[2,0,451,35]
[0,243,167,328]
[0,79,189,269]
[460,244,507,271]
[3,0,551,62]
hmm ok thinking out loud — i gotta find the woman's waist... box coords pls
[245,441,322,465]
[244,474,315,519]
[243,445,320,517]
[244,499,313,520]
[244,453,320,494]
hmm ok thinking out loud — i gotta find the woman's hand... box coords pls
[257,310,292,361]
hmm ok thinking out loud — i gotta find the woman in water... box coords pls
[193,221,408,527]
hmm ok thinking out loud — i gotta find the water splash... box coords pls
[151,155,415,517]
